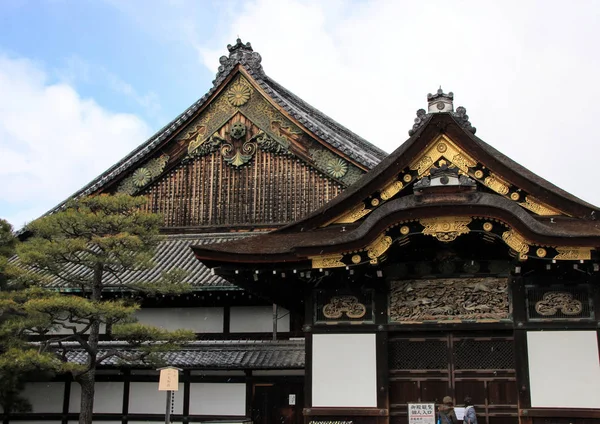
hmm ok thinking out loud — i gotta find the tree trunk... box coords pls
[77,264,103,424]
[77,371,96,424]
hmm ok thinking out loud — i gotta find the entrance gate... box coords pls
[389,333,518,424]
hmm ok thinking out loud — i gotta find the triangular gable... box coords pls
[37,39,387,223]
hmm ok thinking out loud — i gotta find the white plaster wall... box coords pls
[528,331,600,408]
[135,307,224,333]
[20,382,64,413]
[69,381,123,413]
[129,382,183,414]
[229,306,289,333]
[312,333,377,407]
[189,383,246,416]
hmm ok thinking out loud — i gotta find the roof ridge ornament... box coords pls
[214,38,264,85]
[408,88,476,135]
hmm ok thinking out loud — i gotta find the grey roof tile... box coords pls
[59,340,305,369]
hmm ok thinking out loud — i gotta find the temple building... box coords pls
[3,39,600,424]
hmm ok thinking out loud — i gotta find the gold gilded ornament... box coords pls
[226,81,251,106]
[366,235,393,259]
[474,170,484,179]
[333,203,371,224]
[483,222,493,232]
[554,247,592,260]
[403,174,412,183]
[400,226,410,235]
[484,175,510,195]
[437,143,448,153]
[351,255,361,264]
[326,158,348,178]
[521,196,561,216]
[501,230,530,254]
[536,248,547,258]
[311,254,345,269]
[371,198,380,207]
[410,135,477,176]
[510,192,520,201]
[380,180,403,200]
[420,217,472,242]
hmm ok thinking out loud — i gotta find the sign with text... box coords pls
[158,367,179,391]
[408,403,436,424]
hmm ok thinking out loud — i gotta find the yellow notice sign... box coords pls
[158,368,179,391]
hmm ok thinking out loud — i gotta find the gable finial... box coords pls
[213,38,264,86]
[408,89,476,136]
[427,87,454,113]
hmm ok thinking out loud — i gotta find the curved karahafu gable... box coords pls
[192,90,600,271]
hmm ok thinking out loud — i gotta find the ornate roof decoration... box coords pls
[214,38,265,85]
[409,89,476,135]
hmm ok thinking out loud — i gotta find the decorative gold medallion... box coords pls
[326,158,349,178]
[226,81,251,106]
[351,255,361,264]
[403,174,412,183]
[483,222,493,232]
[510,192,520,201]
[536,248,547,258]
[420,217,472,242]
[400,225,410,235]
[474,170,484,179]
[132,168,152,187]
[371,198,380,207]
[437,142,448,153]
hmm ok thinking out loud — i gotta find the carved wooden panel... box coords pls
[389,278,510,323]
[138,119,344,228]
[314,290,374,324]
[526,285,593,320]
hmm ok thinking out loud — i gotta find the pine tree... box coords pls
[0,219,60,413]
[15,194,194,424]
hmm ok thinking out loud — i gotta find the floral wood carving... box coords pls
[323,296,367,319]
[535,292,583,316]
[389,278,509,322]
[310,254,345,269]
[118,155,169,195]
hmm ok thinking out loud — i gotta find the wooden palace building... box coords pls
[4,39,600,424]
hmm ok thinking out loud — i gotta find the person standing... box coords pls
[464,396,478,424]
[438,396,458,424]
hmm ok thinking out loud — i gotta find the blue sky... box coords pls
[2,0,600,227]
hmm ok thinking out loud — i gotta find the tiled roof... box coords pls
[44,233,248,290]
[37,39,386,220]
[61,340,305,369]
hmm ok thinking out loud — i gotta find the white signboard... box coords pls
[408,403,436,424]
[454,407,465,421]
[289,394,296,405]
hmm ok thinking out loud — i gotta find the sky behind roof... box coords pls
[1,0,600,227]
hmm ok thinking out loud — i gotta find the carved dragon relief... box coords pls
[389,278,510,322]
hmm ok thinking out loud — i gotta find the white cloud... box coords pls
[0,55,150,227]
[197,0,600,207]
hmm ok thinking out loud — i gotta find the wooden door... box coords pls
[252,382,303,424]
[389,333,518,424]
